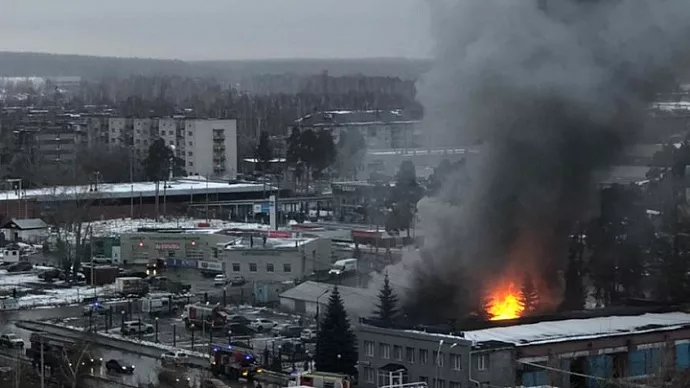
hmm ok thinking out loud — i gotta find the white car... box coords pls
[300,328,317,342]
[121,321,154,335]
[213,274,228,286]
[161,351,188,364]
[249,318,277,332]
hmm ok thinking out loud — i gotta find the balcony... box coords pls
[213,144,225,152]
[212,131,225,141]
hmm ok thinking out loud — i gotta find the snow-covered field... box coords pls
[0,271,117,309]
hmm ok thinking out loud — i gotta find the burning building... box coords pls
[402,0,690,323]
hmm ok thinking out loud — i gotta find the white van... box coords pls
[328,258,357,277]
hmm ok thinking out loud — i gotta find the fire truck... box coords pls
[209,343,263,381]
[298,372,352,388]
[183,303,227,329]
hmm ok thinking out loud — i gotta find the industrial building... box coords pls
[357,309,690,388]
[220,236,332,283]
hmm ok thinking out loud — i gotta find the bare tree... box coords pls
[42,185,97,283]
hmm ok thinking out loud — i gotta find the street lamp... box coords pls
[155,317,159,343]
[315,289,330,333]
[434,340,458,388]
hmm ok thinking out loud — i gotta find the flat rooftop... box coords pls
[0,177,278,201]
[223,236,317,250]
[406,312,690,347]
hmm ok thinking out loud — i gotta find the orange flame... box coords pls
[486,282,524,321]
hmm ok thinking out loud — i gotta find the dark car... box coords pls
[226,323,256,337]
[105,359,135,374]
[7,262,32,273]
[226,315,251,326]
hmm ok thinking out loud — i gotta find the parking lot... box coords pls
[51,302,315,359]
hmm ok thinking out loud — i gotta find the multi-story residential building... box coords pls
[183,119,238,178]
[86,117,238,179]
[359,309,690,388]
[295,110,419,150]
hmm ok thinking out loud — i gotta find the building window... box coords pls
[231,263,240,272]
[283,263,292,272]
[188,161,193,166]
[419,376,428,384]
[419,349,429,364]
[188,131,192,136]
[266,263,274,272]
[393,345,403,360]
[434,352,444,367]
[379,343,391,359]
[434,379,445,388]
[449,382,461,388]
[364,341,375,357]
[188,151,193,156]
[364,367,375,383]
[451,354,461,370]
[189,141,193,146]
[406,347,415,363]
[249,263,257,272]
[476,354,488,371]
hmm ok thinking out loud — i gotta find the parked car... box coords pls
[273,324,301,338]
[105,359,135,374]
[226,323,256,337]
[213,275,228,286]
[249,318,276,332]
[229,275,246,286]
[121,321,154,335]
[300,328,317,342]
[7,262,32,273]
[161,351,188,364]
[0,333,24,348]
[82,303,108,316]
[226,314,251,326]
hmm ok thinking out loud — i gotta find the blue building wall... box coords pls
[676,343,690,369]
[521,370,548,387]
[587,355,612,388]
[628,348,662,376]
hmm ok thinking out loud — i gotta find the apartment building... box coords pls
[183,119,238,178]
[295,110,419,150]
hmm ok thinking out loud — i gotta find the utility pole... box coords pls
[41,336,45,388]
[130,147,134,219]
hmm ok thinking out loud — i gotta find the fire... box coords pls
[486,282,524,321]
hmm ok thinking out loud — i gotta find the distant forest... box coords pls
[0,51,431,88]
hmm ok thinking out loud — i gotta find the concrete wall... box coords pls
[221,238,332,282]
[120,232,232,265]
[357,324,472,388]
[470,348,516,388]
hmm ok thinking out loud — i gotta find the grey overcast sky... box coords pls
[0,0,432,60]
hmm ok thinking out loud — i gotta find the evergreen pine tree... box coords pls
[519,276,539,313]
[315,286,357,376]
[559,236,585,311]
[374,272,399,324]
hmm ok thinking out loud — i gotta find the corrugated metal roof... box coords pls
[5,218,48,230]
[280,281,377,318]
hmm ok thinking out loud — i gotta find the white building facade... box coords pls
[85,117,238,179]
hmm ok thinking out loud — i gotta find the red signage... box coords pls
[267,231,291,238]
[155,242,181,250]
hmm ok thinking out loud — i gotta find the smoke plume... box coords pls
[403,0,690,322]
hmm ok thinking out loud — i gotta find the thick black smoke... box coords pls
[405,0,690,323]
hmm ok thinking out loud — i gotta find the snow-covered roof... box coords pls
[223,236,316,250]
[406,312,690,347]
[0,178,278,202]
[295,110,419,127]
[280,281,377,318]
